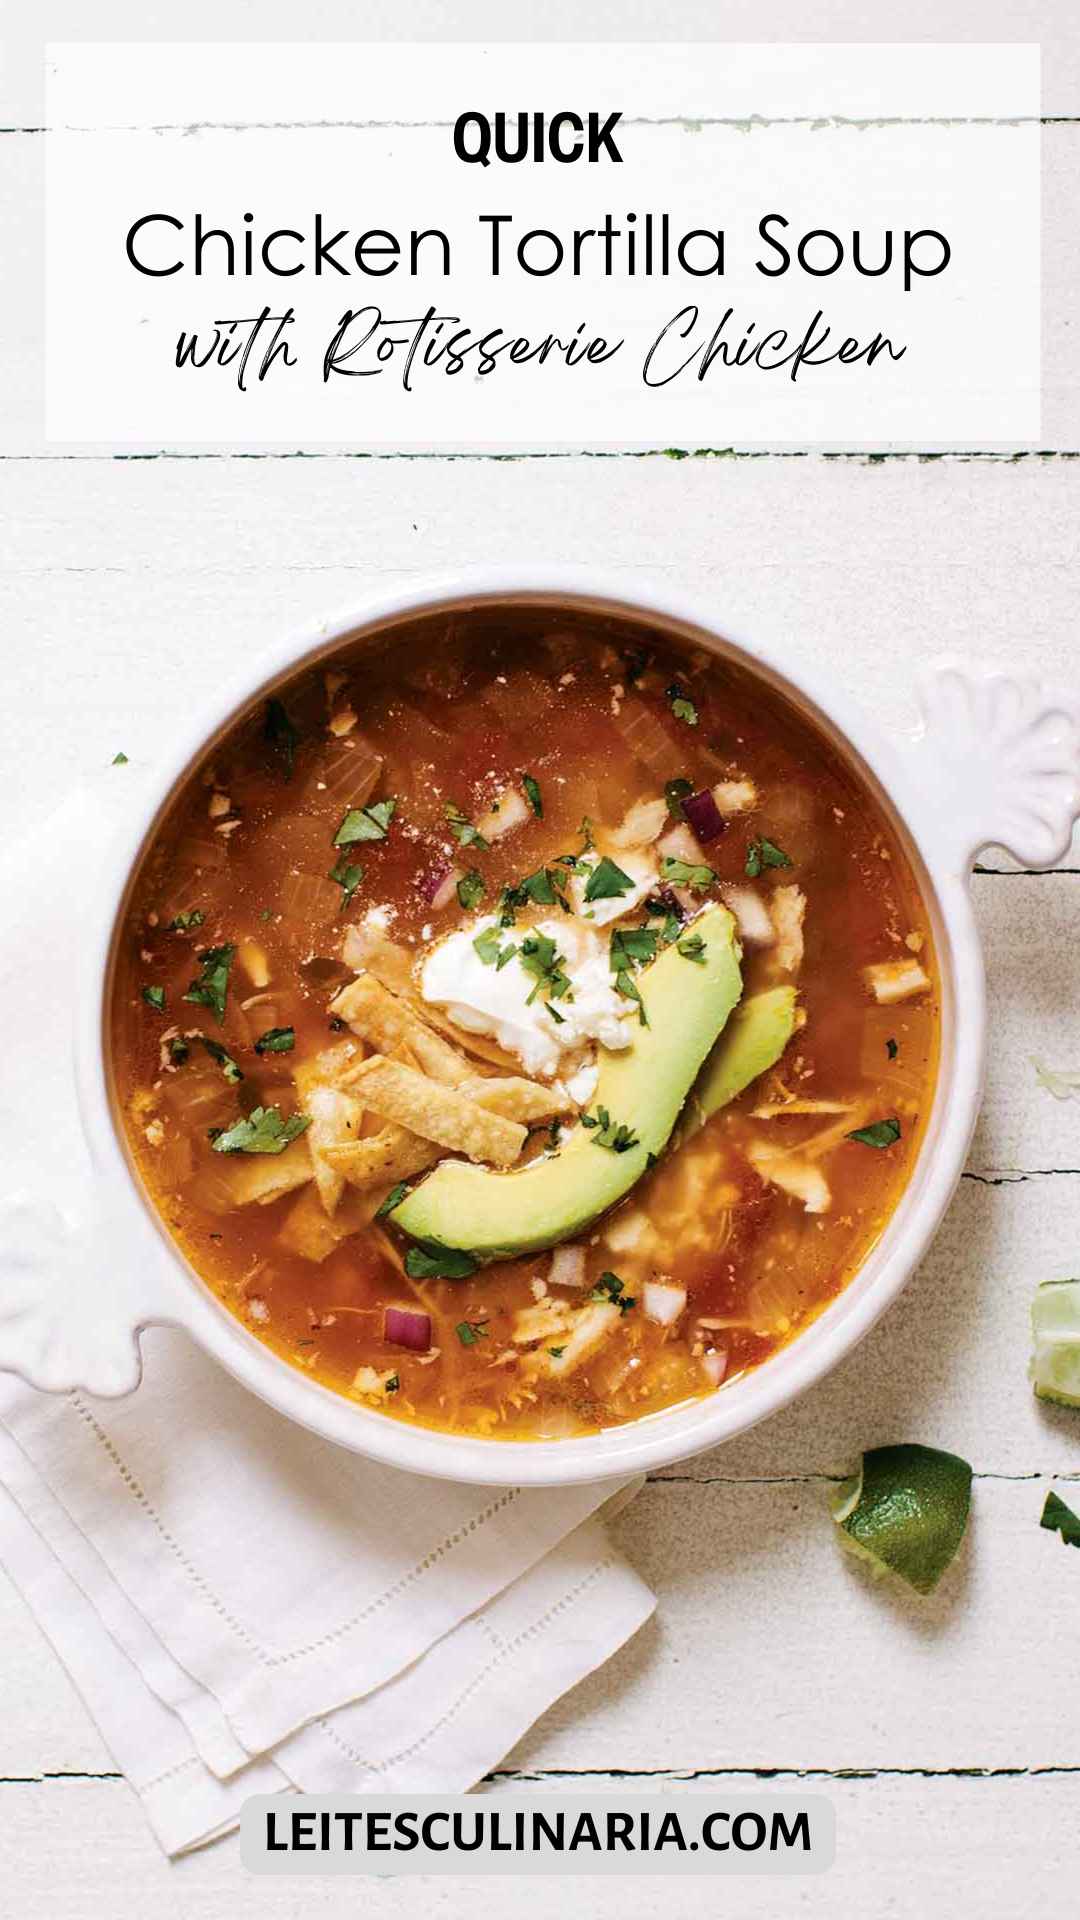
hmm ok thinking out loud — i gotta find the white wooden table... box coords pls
[2,4,1079,1913]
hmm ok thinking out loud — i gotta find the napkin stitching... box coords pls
[310,1555,616,1777]
[68,1392,522,1665]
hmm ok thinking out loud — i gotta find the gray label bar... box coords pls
[240,1793,835,1875]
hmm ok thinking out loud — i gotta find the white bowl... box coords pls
[5,571,1079,1486]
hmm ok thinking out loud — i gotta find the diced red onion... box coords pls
[682,788,726,843]
[643,1280,687,1326]
[384,1305,432,1352]
[420,862,460,909]
[701,1348,728,1387]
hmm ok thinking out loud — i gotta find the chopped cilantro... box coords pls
[264,697,299,779]
[659,856,715,892]
[583,855,635,904]
[667,681,699,727]
[588,1270,637,1313]
[582,1106,640,1154]
[182,944,236,1023]
[199,1036,244,1084]
[211,1106,311,1155]
[167,1034,190,1067]
[111,750,129,765]
[886,1037,899,1061]
[255,1026,295,1055]
[474,926,515,968]
[522,773,543,818]
[328,855,363,910]
[548,1346,566,1359]
[518,932,573,1008]
[141,984,166,1013]
[664,777,693,819]
[165,909,205,933]
[334,799,396,847]
[745,837,793,877]
[1040,1489,1080,1548]
[498,865,570,925]
[404,1240,478,1280]
[555,818,596,871]
[385,1373,400,1393]
[445,802,490,852]
[677,934,707,964]
[455,1320,489,1346]
[457,868,486,910]
[375,1181,409,1218]
[614,967,648,1025]
[847,1117,902,1149]
[610,926,659,972]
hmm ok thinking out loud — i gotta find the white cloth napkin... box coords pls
[0,774,653,1855]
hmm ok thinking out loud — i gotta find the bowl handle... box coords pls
[0,1189,176,1398]
[902,658,1080,873]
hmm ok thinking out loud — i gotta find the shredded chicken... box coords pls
[769,885,806,975]
[609,796,669,848]
[711,779,758,814]
[746,1140,832,1214]
[864,957,931,1004]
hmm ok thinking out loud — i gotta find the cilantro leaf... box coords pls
[445,802,490,852]
[664,777,693,819]
[610,926,658,973]
[522,773,543,818]
[111,750,129,766]
[583,855,635,904]
[457,868,486,910]
[211,1106,311,1155]
[474,926,515,968]
[455,1320,489,1346]
[141,984,166,1013]
[255,1026,295,1055]
[165,909,205,933]
[264,697,300,779]
[1040,1490,1080,1548]
[182,944,236,1023]
[498,865,570,926]
[404,1240,479,1280]
[375,1181,409,1219]
[886,1037,899,1061]
[518,932,573,1007]
[614,967,648,1025]
[587,1270,637,1313]
[659,856,715,892]
[583,1107,640,1153]
[847,1117,902,1149]
[334,798,396,847]
[745,837,793,877]
[385,1374,400,1393]
[167,1034,190,1067]
[328,855,363,910]
[677,934,707,964]
[667,681,699,727]
[199,1035,244,1083]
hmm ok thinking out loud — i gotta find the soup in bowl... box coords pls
[109,603,939,1443]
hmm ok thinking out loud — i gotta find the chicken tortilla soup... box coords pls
[111,608,938,1440]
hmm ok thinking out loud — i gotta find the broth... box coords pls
[111,608,938,1439]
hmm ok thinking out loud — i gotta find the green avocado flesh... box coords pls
[391,903,742,1260]
[688,985,797,1129]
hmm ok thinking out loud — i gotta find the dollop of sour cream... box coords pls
[420,915,634,1078]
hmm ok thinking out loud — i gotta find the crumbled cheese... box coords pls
[476,786,531,843]
[247,1297,270,1324]
[864,957,930,1004]
[144,1119,165,1148]
[421,914,634,1078]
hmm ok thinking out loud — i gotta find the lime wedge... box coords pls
[831,1443,972,1594]
[1040,1488,1080,1548]
[1030,1279,1080,1407]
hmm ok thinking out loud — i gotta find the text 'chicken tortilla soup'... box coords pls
[111,609,938,1441]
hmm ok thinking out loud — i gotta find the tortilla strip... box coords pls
[330,974,469,1087]
[276,1182,382,1262]
[304,1084,365,1215]
[206,1136,314,1209]
[406,997,522,1073]
[323,1127,442,1190]
[343,1056,527,1167]
[457,1074,566,1124]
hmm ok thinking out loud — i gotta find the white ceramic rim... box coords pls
[76,567,988,1486]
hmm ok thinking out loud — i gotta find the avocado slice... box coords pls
[688,985,798,1129]
[390,903,742,1260]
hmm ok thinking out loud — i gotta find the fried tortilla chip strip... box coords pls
[330,974,469,1087]
[457,1074,566,1123]
[344,1056,527,1167]
[323,1127,442,1190]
